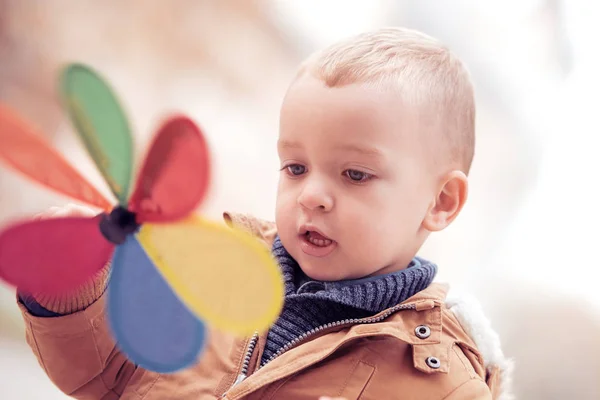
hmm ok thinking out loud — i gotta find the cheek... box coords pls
[276,181,295,207]
[337,198,387,242]
[343,185,395,220]
[339,188,423,237]
[275,186,296,227]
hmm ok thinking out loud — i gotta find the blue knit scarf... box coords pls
[261,236,437,365]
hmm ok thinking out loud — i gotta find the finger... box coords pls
[62,203,97,217]
[32,206,63,221]
[33,203,97,221]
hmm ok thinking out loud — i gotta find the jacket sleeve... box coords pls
[223,211,277,248]
[442,378,493,400]
[17,211,271,399]
[18,292,137,399]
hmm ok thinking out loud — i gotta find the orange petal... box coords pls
[0,104,113,210]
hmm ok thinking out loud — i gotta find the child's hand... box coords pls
[319,397,347,400]
[19,203,107,313]
[33,203,97,220]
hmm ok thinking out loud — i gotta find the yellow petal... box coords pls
[137,217,283,335]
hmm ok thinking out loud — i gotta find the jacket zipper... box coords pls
[231,332,259,387]
[260,303,416,367]
[229,302,416,389]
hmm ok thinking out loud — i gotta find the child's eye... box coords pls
[285,164,306,176]
[343,169,373,183]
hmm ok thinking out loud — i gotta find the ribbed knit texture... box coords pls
[19,262,111,316]
[261,236,437,365]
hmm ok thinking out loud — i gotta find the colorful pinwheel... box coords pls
[0,63,284,373]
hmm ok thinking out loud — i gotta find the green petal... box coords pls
[60,63,133,205]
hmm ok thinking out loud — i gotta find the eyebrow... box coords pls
[337,143,383,157]
[277,139,303,149]
[278,140,383,157]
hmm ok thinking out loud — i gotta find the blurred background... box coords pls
[0,0,598,398]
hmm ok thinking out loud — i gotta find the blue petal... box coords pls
[107,235,205,373]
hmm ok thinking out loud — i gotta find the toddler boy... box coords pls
[17,27,512,399]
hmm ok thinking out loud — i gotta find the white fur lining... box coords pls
[446,288,515,400]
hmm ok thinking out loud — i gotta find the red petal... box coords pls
[0,216,114,295]
[129,116,210,223]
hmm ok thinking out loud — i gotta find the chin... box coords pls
[296,259,345,282]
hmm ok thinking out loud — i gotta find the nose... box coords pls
[297,179,334,212]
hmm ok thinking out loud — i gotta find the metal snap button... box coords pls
[426,356,441,369]
[415,325,431,339]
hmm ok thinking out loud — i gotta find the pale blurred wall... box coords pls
[1,1,599,399]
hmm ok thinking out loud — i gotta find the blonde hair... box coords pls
[298,27,476,174]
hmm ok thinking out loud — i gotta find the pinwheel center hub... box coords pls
[99,206,140,245]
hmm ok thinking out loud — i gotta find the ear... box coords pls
[422,170,468,232]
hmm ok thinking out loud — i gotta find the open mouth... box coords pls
[299,229,337,257]
[305,230,333,247]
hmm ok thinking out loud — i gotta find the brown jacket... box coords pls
[18,213,513,400]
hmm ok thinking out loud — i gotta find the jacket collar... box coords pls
[224,283,514,400]
[223,283,451,400]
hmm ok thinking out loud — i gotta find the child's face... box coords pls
[275,76,439,281]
